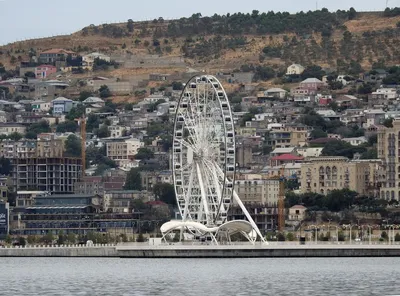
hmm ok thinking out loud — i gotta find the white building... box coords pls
[342,136,368,146]
[264,88,287,99]
[235,178,280,206]
[83,52,111,67]
[372,88,398,100]
[108,125,126,138]
[286,64,305,75]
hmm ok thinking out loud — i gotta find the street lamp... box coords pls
[361,225,372,245]
[308,225,318,244]
[343,224,357,244]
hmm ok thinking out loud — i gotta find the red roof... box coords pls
[40,49,75,54]
[271,154,304,161]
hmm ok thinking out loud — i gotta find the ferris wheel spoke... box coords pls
[196,162,210,224]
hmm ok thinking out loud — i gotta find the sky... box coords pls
[0,0,399,45]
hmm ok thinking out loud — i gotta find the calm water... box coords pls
[1,257,400,295]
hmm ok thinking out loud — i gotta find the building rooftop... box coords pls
[271,154,304,161]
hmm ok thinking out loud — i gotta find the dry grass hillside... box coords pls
[1,11,400,73]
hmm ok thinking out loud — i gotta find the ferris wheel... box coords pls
[172,75,265,242]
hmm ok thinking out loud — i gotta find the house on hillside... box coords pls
[51,97,76,114]
[39,49,76,63]
[35,65,57,79]
[299,78,326,90]
[286,64,305,75]
[82,52,111,67]
[264,88,287,99]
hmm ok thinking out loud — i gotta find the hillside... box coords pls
[2,8,400,75]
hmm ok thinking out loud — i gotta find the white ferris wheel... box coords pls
[164,75,266,244]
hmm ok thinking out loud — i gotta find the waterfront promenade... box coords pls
[1,242,400,258]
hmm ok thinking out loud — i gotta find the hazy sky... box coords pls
[0,0,398,45]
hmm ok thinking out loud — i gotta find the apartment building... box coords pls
[300,157,382,197]
[377,119,400,200]
[267,124,308,149]
[0,123,26,136]
[235,177,280,206]
[106,138,144,165]
[0,138,81,193]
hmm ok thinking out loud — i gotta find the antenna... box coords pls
[386,0,389,8]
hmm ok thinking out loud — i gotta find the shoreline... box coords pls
[1,243,400,258]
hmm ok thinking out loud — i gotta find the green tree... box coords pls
[5,235,12,245]
[65,134,81,157]
[136,233,145,242]
[25,120,51,139]
[8,132,23,141]
[67,233,76,244]
[310,128,327,139]
[56,120,78,133]
[18,237,26,246]
[395,233,400,242]
[99,85,112,98]
[127,19,134,32]
[78,91,93,102]
[125,103,133,111]
[57,231,66,245]
[286,232,295,241]
[66,105,85,121]
[153,183,176,206]
[383,118,394,128]
[42,232,54,244]
[276,232,286,241]
[124,168,142,190]
[96,125,110,138]
[27,235,37,245]
[135,148,154,160]
[381,231,389,241]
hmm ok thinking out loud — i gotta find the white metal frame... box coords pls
[172,75,266,244]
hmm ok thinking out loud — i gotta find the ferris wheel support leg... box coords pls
[233,191,268,245]
[196,163,210,224]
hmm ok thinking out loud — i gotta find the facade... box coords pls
[228,205,278,233]
[10,157,82,193]
[300,157,382,196]
[74,176,104,195]
[82,52,111,67]
[264,88,287,99]
[0,123,26,136]
[0,138,64,159]
[51,97,76,114]
[108,125,126,138]
[39,49,76,63]
[106,138,144,165]
[103,190,152,213]
[299,78,326,90]
[35,65,57,79]
[267,125,308,149]
[286,64,305,75]
[377,119,400,200]
[288,205,307,222]
[235,178,280,206]
[31,100,51,112]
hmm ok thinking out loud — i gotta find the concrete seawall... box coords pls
[2,244,400,258]
[0,246,118,257]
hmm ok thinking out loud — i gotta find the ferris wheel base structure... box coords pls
[167,74,267,245]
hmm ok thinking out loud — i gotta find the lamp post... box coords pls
[343,224,357,244]
[309,225,318,244]
[361,225,372,245]
[389,225,396,244]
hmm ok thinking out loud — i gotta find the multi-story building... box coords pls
[35,65,57,79]
[103,190,153,213]
[39,49,76,64]
[0,138,81,193]
[300,157,382,196]
[377,119,400,200]
[267,124,308,149]
[235,177,280,206]
[106,138,144,165]
[0,123,26,136]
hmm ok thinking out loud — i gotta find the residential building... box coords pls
[31,100,51,112]
[103,190,152,213]
[106,138,144,165]
[264,88,287,99]
[10,157,82,193]
[286,64,305,75]
[299,78,326,90]
[82,52,111,67]
[0,123,26,136]
[267,125,308,149]
[15,191,49,208]
[342,136,368,146]
[300,157,382,196]
[377,119,400,200]
[371,88,398,101]
[0,202,9,237]
[74,176,104,195]
[82,97,105,107]
[39,49,76,63]
[108,125,126,138]
[35,65,57,79]
[51,97,76,114]
[0,111,7,123]
[228,204,278,233]
[234,178,280,206]
[288,205,307,222]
